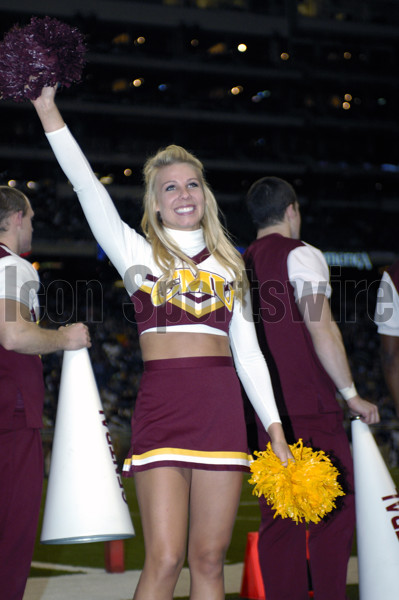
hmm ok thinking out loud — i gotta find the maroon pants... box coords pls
[0,415,43,600]
[257,413,355,600]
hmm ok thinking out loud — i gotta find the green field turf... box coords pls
[29,468,399,600]
[30,474,260,572]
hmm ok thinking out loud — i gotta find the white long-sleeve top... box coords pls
[45,125,281,431]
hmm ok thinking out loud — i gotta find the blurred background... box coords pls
[0,0,398,465]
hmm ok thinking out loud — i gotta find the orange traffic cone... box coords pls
[240,532,265,600]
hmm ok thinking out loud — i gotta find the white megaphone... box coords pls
[351,417,399,600]
[41,348,135,544]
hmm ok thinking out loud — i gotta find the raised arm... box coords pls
[31,87,147,282]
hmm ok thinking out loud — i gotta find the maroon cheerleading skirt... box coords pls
[123,356,251,473]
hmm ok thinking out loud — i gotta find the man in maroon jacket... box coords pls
[244,176,379,600]
[0,186,91,600]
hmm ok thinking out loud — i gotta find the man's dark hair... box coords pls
[0,186,28,231]
[246,176,297,229]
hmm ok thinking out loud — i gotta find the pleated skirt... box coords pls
[123,356,251,474]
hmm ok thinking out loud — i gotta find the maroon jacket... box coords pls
[244,233,339,420]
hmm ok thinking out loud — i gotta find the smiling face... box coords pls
[155,163,205,231]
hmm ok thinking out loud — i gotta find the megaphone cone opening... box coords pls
[41,532,135,545]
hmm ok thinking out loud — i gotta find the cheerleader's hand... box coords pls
[267,422,294,467]
[31,85,65,132]
[31,84,57,109]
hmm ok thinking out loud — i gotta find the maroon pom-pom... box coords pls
[0,16,86,102]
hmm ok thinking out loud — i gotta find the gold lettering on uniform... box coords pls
[212,274,234,311]
[149,268,234,313]
[179,269,200,293]
[179,270,212,315]
[191,271,213,295]
[151,280,163,306]
[151,277,180,306]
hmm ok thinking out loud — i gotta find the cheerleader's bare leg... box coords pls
[187,469,243,600]
[133,466,191,600]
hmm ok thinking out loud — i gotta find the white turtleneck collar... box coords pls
[164,227,206,257]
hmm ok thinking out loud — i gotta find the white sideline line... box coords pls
[31,561,103,574]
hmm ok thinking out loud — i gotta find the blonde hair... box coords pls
[141,144,247,302]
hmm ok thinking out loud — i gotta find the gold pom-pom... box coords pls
[248,439,345,524]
